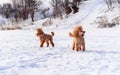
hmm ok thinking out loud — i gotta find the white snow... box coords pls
[0,0,120,75]
[0,0,12,4]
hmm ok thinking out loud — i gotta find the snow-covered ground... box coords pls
[0,0,120,75]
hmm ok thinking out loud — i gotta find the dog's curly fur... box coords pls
[36,28,54,47]
[69,25,85,51]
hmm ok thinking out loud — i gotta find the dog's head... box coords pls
[74,25,83,32]
[80,31,85,36]
[36,28,44,37]
[36,28,44,33]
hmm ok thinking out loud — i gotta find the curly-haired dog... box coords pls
[69,25,85,51]
[36,28,54,47]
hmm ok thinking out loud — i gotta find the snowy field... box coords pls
[0,28,120,75]
[0,0,120,75]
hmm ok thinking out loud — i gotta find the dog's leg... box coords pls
[40,41,45,47]
[78,44,81,51]
[46,41,49,47]
[72,40,75,50]
[82,42,85,51]
[76,44,79,51]
[50,40,54,47]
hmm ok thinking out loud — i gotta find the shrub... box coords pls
[94,16,120,28]
[0,25,22,30]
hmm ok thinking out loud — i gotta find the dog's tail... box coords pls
[51,32,54,36]
[36,32,39,37]
[69,32,73,37]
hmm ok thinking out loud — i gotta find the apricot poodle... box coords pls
[36,28,54,47]
[69,25,85,51]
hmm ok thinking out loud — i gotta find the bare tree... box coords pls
[118,0,120,4]
[2,3,12,18]
[72,4,79,14]
[51,0,66,19]
[64,0,72,16]
[0,5,3,14]
[40,8,50,18]
[11,0,42,22]
[104,0,112,9]
[73,0,82,6]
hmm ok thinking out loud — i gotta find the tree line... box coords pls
[0,0,87,23]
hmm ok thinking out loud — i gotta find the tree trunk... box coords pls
[118,0,120,4]
[31,11,34,22]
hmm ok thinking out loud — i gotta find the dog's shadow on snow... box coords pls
[85,50,120,54]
